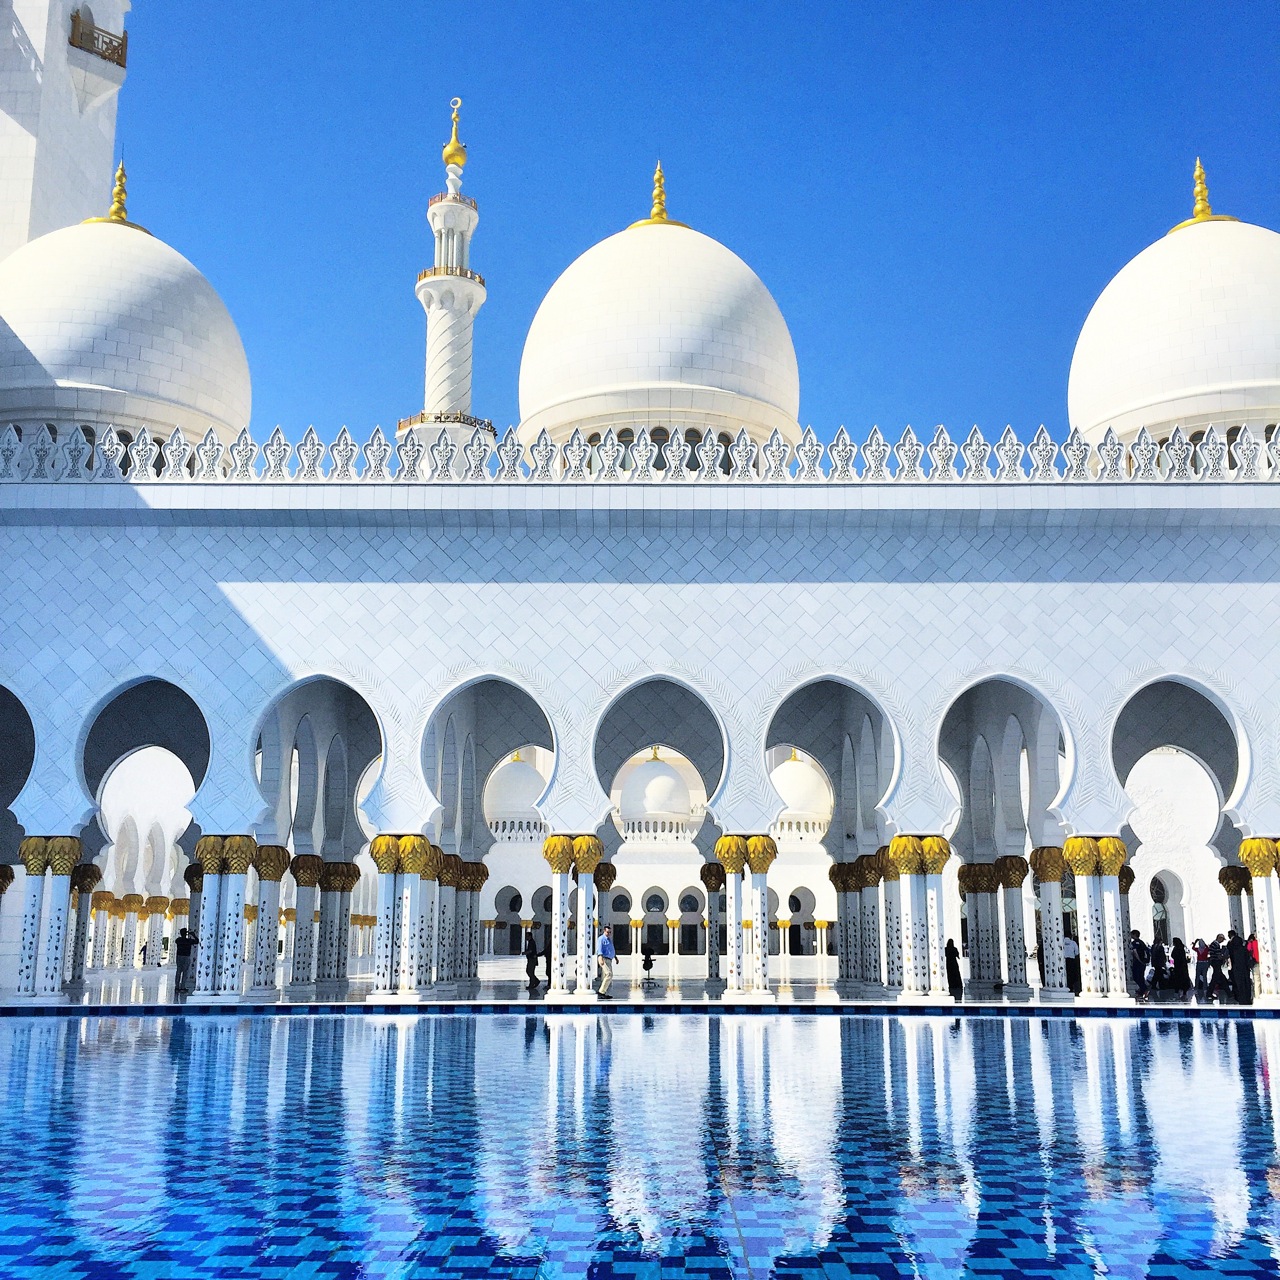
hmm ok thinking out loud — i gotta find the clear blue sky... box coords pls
[118,3,1280,441]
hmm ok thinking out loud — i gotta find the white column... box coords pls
[724,871,745,993]
[90,898,111,969]
[37,873,73,997]
[815,921,831,990]
[883,876,903,993]
[253,879,282,989]
[1031,848,1071,1001]
[705,884,721,982]
[120,901,140,970]
[861,878,883,992]
[290,885,318,986]
[1002,884,1030,996]
[415,877,438,989]
[576,874,597,997]
[1075,874,1109,997]
[215,873,247,996]
[749,870,770,994]
[1099,875,1128,998]
[897,873,930,997]
[144,908,166,969]
[924,870,948,997]
[373,872,398,993]
[436,882,456,984]
[1228,893,1247,937]
[395,874,422,992]
[842,887,861,988]
[549,871,572,994]
[69,883,94,982]
[316,887,341,981]
[777,918,791,990]
[194,874,223,994]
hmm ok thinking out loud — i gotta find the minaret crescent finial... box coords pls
[443,97,467,170]
[650,160,668,222]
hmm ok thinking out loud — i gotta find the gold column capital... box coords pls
[700,861,726,892]
[289,854,324,888]
[542,834,575,875]
[1029,846,1065,883]
[573,834,604,875]
[253,844,292,882]
[746,834,778,874]
[1239,838,1279,879]
[995,855,1030,889]
[714,834,748,875]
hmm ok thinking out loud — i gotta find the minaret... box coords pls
[0,0,130,263]
[407,97,490,442]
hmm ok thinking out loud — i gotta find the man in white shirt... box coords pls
[596,925,616,1000]
[1062,933,1081,993]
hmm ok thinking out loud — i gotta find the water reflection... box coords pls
[1,1014,1279,1276]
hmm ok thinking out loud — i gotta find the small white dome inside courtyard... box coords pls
[483,755,546,823]
[619,756,692,823]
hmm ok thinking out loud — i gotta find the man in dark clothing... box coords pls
[173,928,197,994]
[1208,934,1230,1001]
[1129,930,1150,1002]
[1228,930,1255,1005]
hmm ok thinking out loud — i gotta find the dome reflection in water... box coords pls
[0,1014,1276,1277]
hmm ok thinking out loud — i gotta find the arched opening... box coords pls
[939,678,1065,989]
[424,678,554,863]
[0,685,36,864]
[254,677,382,861]
[1113,681,1242,949]
[81,679,211,880]
[494,886,524,956]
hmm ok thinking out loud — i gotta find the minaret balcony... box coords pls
[428,192,478,213]
[69,10,127,67]
[417,265,485,287]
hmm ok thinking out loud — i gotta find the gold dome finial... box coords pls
[650,161,668,222]
[82,159,149,233]
[512,749,521,763]
[1169,156,1238,233]
[107,160,128,222]
[442,97,467,169]
[628,159,689,229]
[789,747,799,762]
[651,745,660,760]
[1192,156,1211,219]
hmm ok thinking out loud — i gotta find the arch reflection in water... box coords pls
[1,1015,1279,1276]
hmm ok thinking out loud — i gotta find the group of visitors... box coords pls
[1129,928,1258,1004]
[522,924,617,999]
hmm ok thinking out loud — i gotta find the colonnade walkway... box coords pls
[0,959,1259,1014]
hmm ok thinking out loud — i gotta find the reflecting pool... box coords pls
[2,1014,1279,1277]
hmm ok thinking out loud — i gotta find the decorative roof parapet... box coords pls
[0,420,1272,485]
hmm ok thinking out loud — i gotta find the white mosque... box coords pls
[3,2,1280,1007]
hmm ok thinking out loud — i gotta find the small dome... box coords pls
[483,757,545,823]
[1068,218,1280,443]
[770,753,833,820]
[620,758,691,823]
[0,220,251,444]
[518,221,800,446]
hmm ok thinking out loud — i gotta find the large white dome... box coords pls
[0,219,251,445]
[518,221,800,446]
[1068,217,1280,443]
[619,758,692,823]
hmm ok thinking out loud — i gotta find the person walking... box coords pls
[523,930,541,994]
[1150,937,1167,1001]
[173,927,197,994]
[945,938,963,1002]
[1129,930,1150,1003]
[1193,938,1210,999]
[1169,937,1192,1001]
[1228,930,1254,1005]
[596,924,616,1000]
[1208,934,1230,1002]
[1062,933,1081,994]
[1249,932,1262,999]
